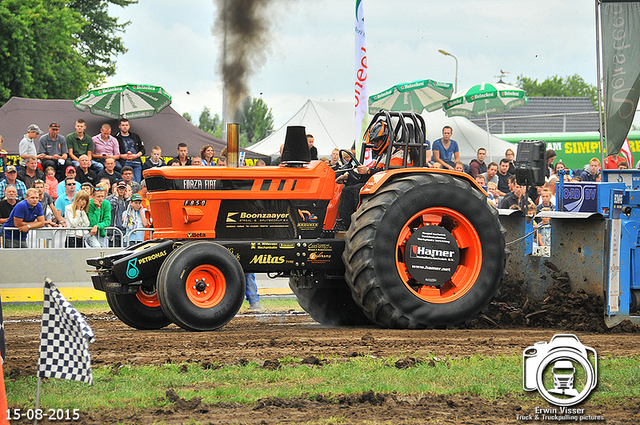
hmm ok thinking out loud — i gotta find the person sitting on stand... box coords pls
[2,188,44,248]
[200,145,216,166]
[65,190,90,248]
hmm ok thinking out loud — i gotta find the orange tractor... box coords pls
[88,112,506,331]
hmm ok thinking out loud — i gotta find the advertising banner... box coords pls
[601,2,640,155]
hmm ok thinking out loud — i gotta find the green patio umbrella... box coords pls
[368,79,454,115]
[443,82,527,161]
[74,84,172,119]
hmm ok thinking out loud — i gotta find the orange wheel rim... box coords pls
[185,265,227,308]
[395,207,482,304]
[137,287,160,308]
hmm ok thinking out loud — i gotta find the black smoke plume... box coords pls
[213,0,274,118]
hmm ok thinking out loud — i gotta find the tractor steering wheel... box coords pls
[336,149,363,179]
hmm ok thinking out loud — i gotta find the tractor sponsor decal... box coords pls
[187,232,207,237]
[297,210,317,221]
[225,211,290,228]
[404,226,459,286]
[179,179,218,190]
[137,250,167,265]
[297,209,319,231]
[561,183,597,212]
[249,254,286,264]
[307,251,332,264]
[307,243,332,252]
[216,200,296,239]
[250,242,278,250]
[518,334,602,421]
[126,259,139,279]
[409,246,456,260]
[226,247,241,261]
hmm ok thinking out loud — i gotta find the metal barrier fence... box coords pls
[0,227,153,249]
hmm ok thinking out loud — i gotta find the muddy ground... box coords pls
[4,276,640,424]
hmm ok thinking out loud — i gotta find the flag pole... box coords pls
[0,361,9,425]
[33,377,42,425]
[595,0,606,166]
[354,0,369,160]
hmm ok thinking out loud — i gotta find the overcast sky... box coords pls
[105,0,599,129]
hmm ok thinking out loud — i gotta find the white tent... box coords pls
[249,99,517,164]
[248,99,354,158]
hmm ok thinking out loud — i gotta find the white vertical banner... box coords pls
[355,0,369,160]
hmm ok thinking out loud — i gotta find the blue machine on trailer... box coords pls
[504,141,639,328]
[546,169,639,327]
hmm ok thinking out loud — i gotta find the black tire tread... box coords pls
[156,241,245,331]
[106,291,171,330]
[289,274,371,326]
[343,172,506,329]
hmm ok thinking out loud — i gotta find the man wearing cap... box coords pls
[0,165,28,201]
[38,122,71,180]
[2,188,44,248]
[122,192,148,245]
[80,181,94,196]
[19,124,46,167]
[56,165,81,198]
[106,179,130,247]
[67,119,103,172]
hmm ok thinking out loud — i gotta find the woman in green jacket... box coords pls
[85,185,111,247]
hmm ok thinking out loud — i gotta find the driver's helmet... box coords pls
[366,120,391,156]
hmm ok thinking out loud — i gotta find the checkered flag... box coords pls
[37,279,95,385]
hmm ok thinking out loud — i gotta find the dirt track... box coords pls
[4,308,640,425]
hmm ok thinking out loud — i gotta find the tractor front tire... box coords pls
[289,273,371,326]
[343,173,506,329]
[157,241,245,331]
[106,285,171,330]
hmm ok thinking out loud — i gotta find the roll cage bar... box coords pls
[360,111,429,169]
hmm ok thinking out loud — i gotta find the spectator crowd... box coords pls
[0,119,236,248]
[1,120,634,253]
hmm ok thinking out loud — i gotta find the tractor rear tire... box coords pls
[343,173,506,329]
[156,241,245,331]
[289,273,371,326]
[106,286,171,330]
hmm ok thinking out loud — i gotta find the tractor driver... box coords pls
[335,120,408,231]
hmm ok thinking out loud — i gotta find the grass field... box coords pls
[6,354,640,412]
[4,299,640,417]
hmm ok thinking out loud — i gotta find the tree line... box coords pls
[0,0,135,104]
[183,97,274,148]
